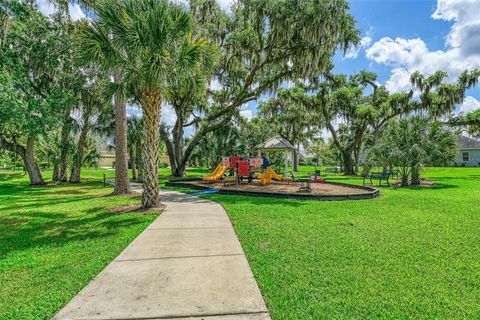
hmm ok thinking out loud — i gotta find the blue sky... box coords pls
[36,0,480,124]
[238,0,480,120]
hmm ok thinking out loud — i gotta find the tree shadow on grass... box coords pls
[0,206,149,259]
[391,183,459,191]
[0,173,27,181]
[0,194,96,211]
[429,175,480,181]
[0,182,115,211]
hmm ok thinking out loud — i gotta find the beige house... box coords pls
[97,149,170,168]
[98,151,116,168]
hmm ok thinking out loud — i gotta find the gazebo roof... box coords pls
[255,136,295,151]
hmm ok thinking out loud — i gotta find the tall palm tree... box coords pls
[78,0,216,207]
[127,115,143,182]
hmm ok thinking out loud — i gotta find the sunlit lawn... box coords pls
[0,169,157,320]
[200,167,480,319]
[1,166,479,319]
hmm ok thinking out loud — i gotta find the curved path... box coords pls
[54,187,270,320]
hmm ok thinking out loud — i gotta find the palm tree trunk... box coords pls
[112,91,131,194]
[52,161,60,181]
[411,164,421,186]
[136,140,143,183]
[130,149,137,181]
[141,90,161,208]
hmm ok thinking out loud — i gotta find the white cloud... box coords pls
[68,2,86,21]
[160,103,178,127]
[36,0,55,16]
[36,0,87,21]
[240,109,253,120]
[126,103,177,127]
[366,0,480,92]
[126,104,142,118]
[344,35,372,59]
[209,78,223,91]
[176,0,233,13]
[216,0,234,12]
[384,68,412,93]
[458,96,480,114]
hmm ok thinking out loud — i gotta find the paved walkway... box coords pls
[54,185,270,320]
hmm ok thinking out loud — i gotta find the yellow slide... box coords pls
[267,167,293,183]
[203,164,229,182]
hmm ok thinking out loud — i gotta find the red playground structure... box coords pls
[202,155,327,188]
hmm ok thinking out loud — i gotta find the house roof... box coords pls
[457,135,480,149]
[255,136,295,151]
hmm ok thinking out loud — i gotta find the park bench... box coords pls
[384,169,399,178]
[324,167,340,175]
[363,171,391,187]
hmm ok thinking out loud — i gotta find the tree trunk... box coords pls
[411,164,421,186]
[52,161,59,181]
[354,144,361,173]
[0,137,44,185]
[293,146,299,172]
[173,164,185,177]
[136,140,143,183]
[130,149,137,181]
[342,149,356,176]
[24,137,45,185]
[172,122,184,176]
[58,109,71,182]
[140,90,161,208]
[112,90,131,194]
[69,124,88,183]
[162,135,178,176]
[400,166,410,187]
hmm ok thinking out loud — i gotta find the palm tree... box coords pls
[127,115,143,182]
[78,0,215,208]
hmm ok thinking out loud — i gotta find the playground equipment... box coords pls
[266,167,293,183]
[202,155,296,186]
[257,172,271,185]
[202,164,229,182]
[255,136,295,178]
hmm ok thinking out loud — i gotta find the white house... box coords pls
[455,136,480,167]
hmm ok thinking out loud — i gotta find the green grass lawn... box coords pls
[0,169,157,320]
[200,167,480,319]
[1,166,479,319]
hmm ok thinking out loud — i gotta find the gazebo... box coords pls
[255,136,295,177]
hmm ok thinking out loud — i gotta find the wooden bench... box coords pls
[363,171,391,187]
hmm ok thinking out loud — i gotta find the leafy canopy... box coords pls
[77,0,217,101]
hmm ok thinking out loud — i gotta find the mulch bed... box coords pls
[393,178,435,187]
[190,180,368,196]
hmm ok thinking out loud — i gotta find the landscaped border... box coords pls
[166,179,379,201]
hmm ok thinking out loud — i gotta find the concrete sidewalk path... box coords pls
[54,187,270,320]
